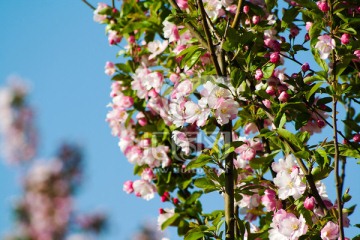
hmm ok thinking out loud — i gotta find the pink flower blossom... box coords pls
[278,91,290,102]
[269,209,308,240]
[133,179,157,201]
[172,80,193,99]
[215,99,239,125]
[108,30,122,45]
[261,189,282,212]
[184,101,210,127]
[172,130,191,155]
[238,193,261,209]
[320,221,339,240]
[93,3,108,23]
[255,69,263,80]
[136,112,147,126]
[176,0,188,10]
[157,208,175,229]
[315,35,336,59]
[273,168,306,200]
[354,50,360,60]
[163,20,180,43]
[305,22,313,31]
[123,180,134,194]
[203,0,223,19]
[112,95,134,109]
[236,138,263,161]
[141,168,155,181]
[143,146,171,168]
[104,61,116,76]
[148,40,168,60]
[125,145,144,165]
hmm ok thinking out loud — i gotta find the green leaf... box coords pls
[184,228,205,240]
[116,62,132,73]
[315,148,330,168]
[194,178,218,193]
[325,143,360,159]
[279,113,287,129]
[186,191,203,205]
[343,119,360,133]
[230,68,245,88]
[265,0,276,12]
[276,128,304,152]
[262,63,275,79]
[161,213,180,230]
[181,50,204,69]
[306,82,323,100]
[311,166,333,181]
[186,154,212,170]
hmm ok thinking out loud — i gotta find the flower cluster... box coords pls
[92,0,360,238]
[0,76,37,164]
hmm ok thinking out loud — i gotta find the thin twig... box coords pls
[112,0,115,8]
[231,0,244,29]
[197,0,223,76]
[167,0,208,48]
[328,0,344,234]
[82,0,96,10]
[281,138,328,211]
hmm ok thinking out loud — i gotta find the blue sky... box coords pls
[0,1,359,239]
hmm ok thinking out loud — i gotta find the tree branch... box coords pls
[231,0,244,29]
[167,0,208,48]
[82,0,96,10]
[197,0,223,76]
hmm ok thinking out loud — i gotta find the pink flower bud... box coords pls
[161,192,170,202]
[123,180,134,194]
[305,22,313,31]
[148,88,158,98]
[317,1,329,12]
[173,198,179,205]
[159,208,165,214]
[266,86,276,95]
[255,69,263,80]
[252,15,260,25]
[304,33,310,42]
[341,33,351,45]
[269,52,280,63]
[353,134,360,142]
[243,5,250,14]
[262,99,271,108]
[304,196,315,210]
[301,63,310,72]
[290,26,300,38]
[128,35,135,44]
[317,119,325,128]
[139,138,151,148]
[278,91,289,102]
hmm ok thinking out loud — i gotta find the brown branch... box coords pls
[197,0,223,76]
[82,0,96,10]
[167,0,208,48]
[223,123,235,240]
[231,0,244,29]
[279,136,328,212]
